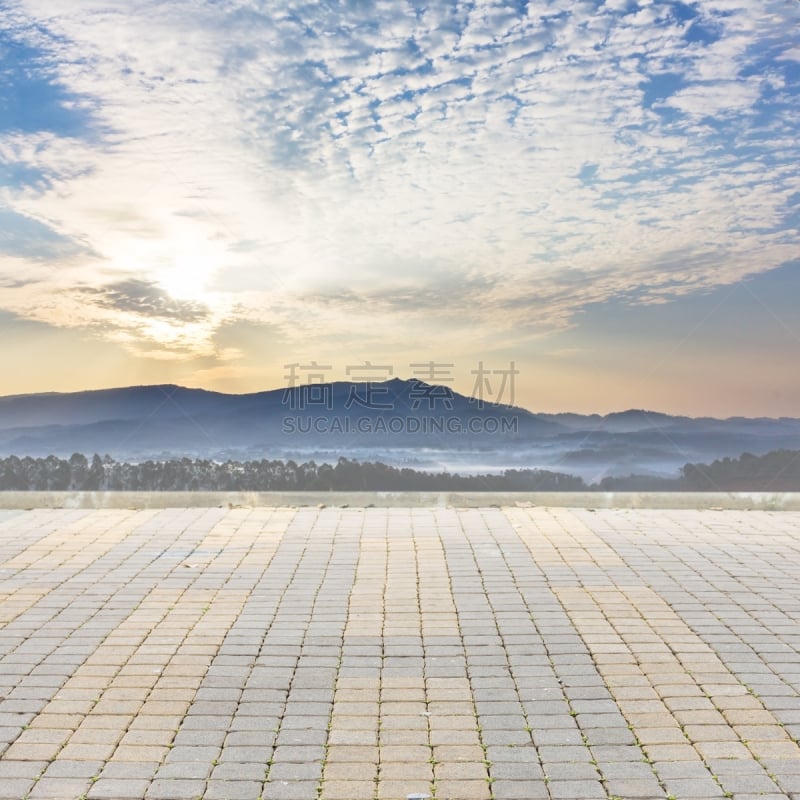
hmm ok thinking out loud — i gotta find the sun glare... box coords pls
[159,247,219,302]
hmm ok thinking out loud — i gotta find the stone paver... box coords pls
[0,505,799,799]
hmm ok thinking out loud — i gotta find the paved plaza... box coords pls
[1,505,800,800]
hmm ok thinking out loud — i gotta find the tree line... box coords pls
[0,450,798,492]
[0,453,585,491]
[598,449,800,491]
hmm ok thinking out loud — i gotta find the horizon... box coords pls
[1,1,799,417]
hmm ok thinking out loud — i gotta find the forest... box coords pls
[0,453,584,491]
[0,450,798,491]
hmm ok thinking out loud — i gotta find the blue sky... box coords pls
[0,0,798,415]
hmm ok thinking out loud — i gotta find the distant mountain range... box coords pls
[1,380,799,480]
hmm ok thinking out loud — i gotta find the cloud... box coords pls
[661,77,763,117]
[0,0,797,364]
[79,279,211,322]
[0,207,88,260]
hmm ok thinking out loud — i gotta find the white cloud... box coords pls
[0,0,797,365]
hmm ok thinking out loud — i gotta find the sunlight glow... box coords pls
[159,245,220,302]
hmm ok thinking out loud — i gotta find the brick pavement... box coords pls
[0,505,799,799]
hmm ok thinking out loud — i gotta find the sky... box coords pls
[0,0,798,416]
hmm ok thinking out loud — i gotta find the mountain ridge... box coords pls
[1,380,794,424]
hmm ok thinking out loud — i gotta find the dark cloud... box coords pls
[80,279,210,322]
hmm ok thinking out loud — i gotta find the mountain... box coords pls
[0,385,272,428]
[0,379,558,457]
[2,380,800,479]
[540,409,686,433]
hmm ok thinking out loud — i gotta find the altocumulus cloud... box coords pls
[0,0,797,358]
[79,279,211,323]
